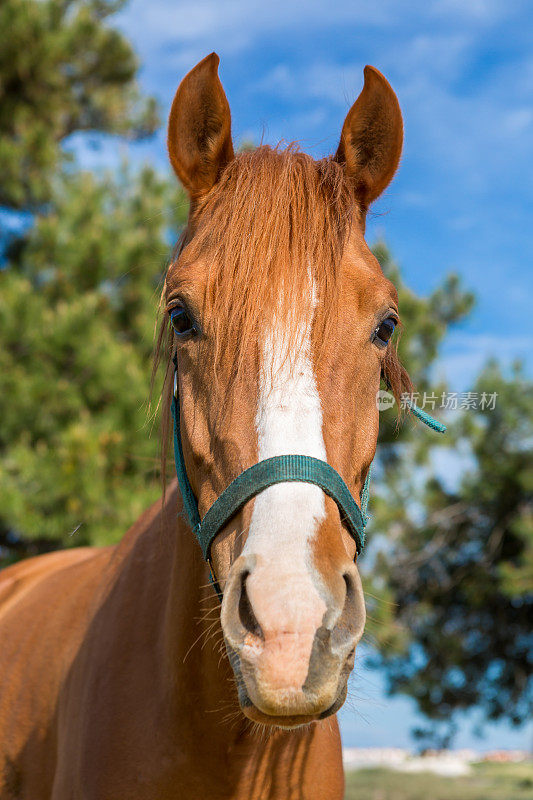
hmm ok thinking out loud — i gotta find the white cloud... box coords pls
[429,0,511,22]
[502,107,533,135]
[253,33,471,105]
[119,0,403,53]
[120,0,518,53]
[253,62,364,105]
[437,333,533,390]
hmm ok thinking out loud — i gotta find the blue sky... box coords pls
[102,0,533,392]
[339,648,533,751]
[70,0,532,749]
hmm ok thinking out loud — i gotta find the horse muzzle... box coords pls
[221,554,365,727]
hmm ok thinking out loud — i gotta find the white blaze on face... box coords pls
[241,303,328,644]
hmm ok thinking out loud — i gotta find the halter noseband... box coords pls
[171,359,445,601]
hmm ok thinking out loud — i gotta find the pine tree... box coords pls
[367,361,533,744]
[0,0,158,210]
[0,167,187,559]
[0,0,176,559]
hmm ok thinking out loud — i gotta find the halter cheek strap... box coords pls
[171,361,445,601]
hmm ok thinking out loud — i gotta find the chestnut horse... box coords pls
[0,54,408,799]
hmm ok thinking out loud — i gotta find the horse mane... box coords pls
[152,144,411,483]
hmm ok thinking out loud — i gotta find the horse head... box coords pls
[164,53,407,728]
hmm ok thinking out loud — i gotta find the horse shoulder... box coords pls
[0,546,116,799]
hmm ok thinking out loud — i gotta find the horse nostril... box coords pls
[328,564,365,657]
[343,570,355,604]
[238,571,262,639]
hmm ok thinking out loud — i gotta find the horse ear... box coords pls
[335,66,403,210]
[167,53,234,199]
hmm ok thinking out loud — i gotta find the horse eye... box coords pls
[170,305,198,339]
[372,317,397,348]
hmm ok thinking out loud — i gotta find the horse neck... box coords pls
[159,484,242,734]
[121,484,342,795]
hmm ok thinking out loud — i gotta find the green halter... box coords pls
[171,361,445,601]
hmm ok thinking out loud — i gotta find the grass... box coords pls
[344,761,533,800]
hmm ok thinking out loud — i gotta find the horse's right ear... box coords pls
[168,53,234,199]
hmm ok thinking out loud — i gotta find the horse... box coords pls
[0,52,409,799]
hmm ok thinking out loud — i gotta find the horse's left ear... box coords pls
[168,52,234,199]
[335,66,403,210]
